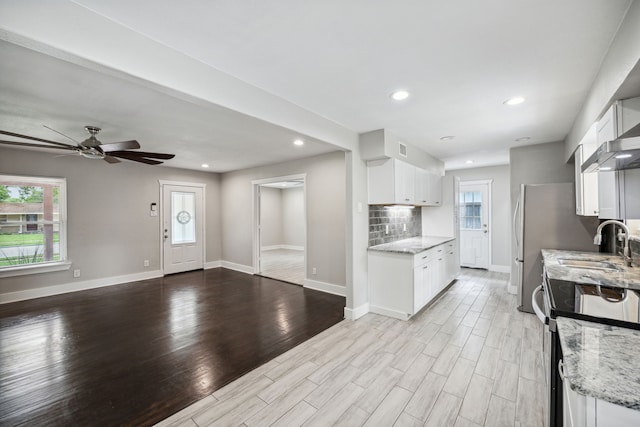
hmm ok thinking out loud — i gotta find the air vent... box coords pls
[399,143,407,157]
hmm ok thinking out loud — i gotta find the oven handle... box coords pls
[531,285,546,324]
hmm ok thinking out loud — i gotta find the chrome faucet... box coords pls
[594,219,633,267]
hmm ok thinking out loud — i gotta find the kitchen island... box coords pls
[368,236,458,320]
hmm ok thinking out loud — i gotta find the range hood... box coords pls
[582,97,640,173]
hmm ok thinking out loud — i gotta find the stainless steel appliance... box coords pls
[533,272,640,427]
[513,183,598,313]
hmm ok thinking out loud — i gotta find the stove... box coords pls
[546,278,640,330]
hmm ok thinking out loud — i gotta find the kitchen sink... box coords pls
[557,258,621,271]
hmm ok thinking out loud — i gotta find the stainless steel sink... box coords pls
[557,258,621,271]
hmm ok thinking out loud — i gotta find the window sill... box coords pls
[0,261,72,278]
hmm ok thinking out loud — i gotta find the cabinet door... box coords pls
[413,265,425,313]
[395,159,415,204]
[596,103,617,144]
[575,145,599,216]
[415,167,429,205]
[596,398,640,427]
[428,171,443,206]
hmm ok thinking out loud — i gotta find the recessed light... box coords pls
[504,96,525,106]
[465,160,474,164]
[615,154,632,159]
[293,139,304,146]
[440,136,455,141]
[201,163,209,168]
[599,166,612,171]
[515,137,531,142]
[391,90,410,101]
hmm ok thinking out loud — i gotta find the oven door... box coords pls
[532,283,553,427]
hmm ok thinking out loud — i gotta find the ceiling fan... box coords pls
[0,126,175,165]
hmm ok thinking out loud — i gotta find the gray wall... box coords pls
[259,186,282,248]
[221,151,346,287]
[450,165,511,268]
[0,146,222,296]
[282,187,305,247]
[260,186,305,249]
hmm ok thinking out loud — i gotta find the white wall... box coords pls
[0,146,222,299]
[221,151,346,287]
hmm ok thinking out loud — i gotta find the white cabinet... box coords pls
[598,169,640,220]
[596,97,640,144]
[574,126,599,216]
[368,158,442,206]
[563,378,640,427]
[369,240,458,320]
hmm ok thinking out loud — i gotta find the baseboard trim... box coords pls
[0,270,163,304]
[489,264,510,273]
[204,260,222,269]
[220,261,255,274]
[344,303,370,320]
[303,278,346,297]
[261,245,304,251]
[369,305,412,321]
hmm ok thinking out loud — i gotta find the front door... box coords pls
[162,184,204,275]
[459,181,490,269]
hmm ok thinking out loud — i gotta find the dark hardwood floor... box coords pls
[0,268,345,426]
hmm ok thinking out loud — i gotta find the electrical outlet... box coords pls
[312,267,317,275]
[143,260,150,267]
[403,223,407,231]
[385,225,389,234]
[73,269,81,278]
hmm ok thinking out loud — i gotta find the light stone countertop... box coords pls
[542,249,640,291]
[368,236,455,255]
[556,317,640,410]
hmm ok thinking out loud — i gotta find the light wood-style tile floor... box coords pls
[156,268,546,427]
[260,248,305,285]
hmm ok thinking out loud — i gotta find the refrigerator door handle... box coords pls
[513,198,521,253]
[531,285,547,324]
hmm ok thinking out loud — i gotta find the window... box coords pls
[460,191,482,230]
[0,175,69,276]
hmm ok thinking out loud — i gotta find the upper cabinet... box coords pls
[368,158,442,206]
[574,125,599,216]
[596,97,640,144]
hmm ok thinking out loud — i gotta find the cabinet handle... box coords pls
[422,255,428,259]
[438,258,443,261]
[423,266,428,269]
[405,198,410,201]
[438,249,443,252]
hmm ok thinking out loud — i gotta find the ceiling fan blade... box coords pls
[0,129,77,149]
[108,150,175,160]
[108,151,164,165]
[99,140,141,152]
[0,139,76,150]
[43,125,81,144]
[103,155,121,164]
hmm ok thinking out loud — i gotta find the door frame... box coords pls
[459,179,492,269]
[159,180,207,275]
[251,173,307,277]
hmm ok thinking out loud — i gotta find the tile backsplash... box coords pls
[369,205,421,247]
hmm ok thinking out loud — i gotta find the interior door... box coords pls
[162,184,204,275]
[459,182,490,269]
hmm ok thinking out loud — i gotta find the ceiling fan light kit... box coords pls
[0,126,175,165]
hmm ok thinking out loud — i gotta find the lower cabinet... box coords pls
[563,374,640,427]
[369,240,458,320]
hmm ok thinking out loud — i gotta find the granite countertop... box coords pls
[368,236,455,255]
[556,317,640,410]
[542,249,640,291]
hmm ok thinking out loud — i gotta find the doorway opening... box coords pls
[459,180,492,270]
[253,175,306,285]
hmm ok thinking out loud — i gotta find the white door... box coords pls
[459,181,490,269]
[162,184,204,274]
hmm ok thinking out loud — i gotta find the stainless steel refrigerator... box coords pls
[514,183,599,313]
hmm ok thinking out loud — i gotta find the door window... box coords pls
[171,191,195,244]
[460,191,482,230]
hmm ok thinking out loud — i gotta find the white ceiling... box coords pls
[0,0,635,171]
